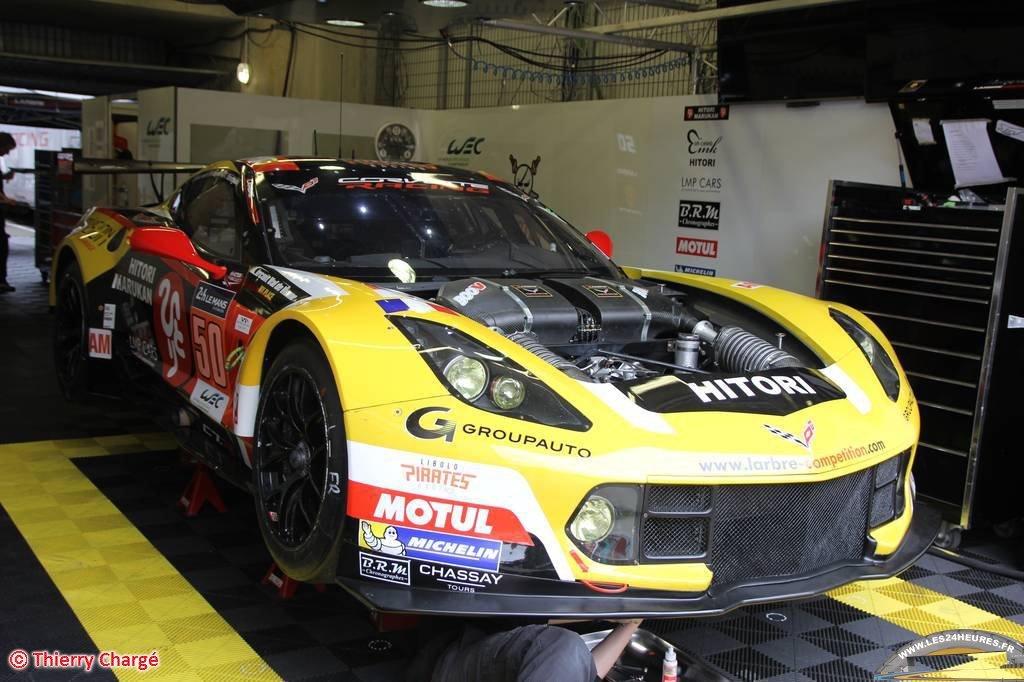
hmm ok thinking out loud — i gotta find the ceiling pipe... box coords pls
[586,0,860,34]
[478,18,695,52]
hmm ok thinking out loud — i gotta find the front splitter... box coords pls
[337,503,942,618]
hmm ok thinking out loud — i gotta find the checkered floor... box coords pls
[648,555,1024,681]
[4,224,1024,681]
[72,449,409,682]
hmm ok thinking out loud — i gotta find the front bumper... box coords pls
[337,502,940,618]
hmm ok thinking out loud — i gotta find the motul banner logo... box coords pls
[676,237,718,258]
[347,481,532,545]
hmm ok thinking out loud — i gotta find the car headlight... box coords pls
[569,496,615,542]
[830,308,901,401]
[444,356,488,401]
[392,317,590,431]
[566,485,641,564]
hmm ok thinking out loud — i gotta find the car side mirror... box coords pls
[586,230,614,258]
[130,227,228,280]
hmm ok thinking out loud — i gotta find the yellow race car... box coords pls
[51,158,939,617]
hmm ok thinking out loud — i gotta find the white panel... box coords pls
[423,97,899,296]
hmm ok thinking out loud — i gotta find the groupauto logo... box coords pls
[406,406,456,443]
[875,628,1024,679]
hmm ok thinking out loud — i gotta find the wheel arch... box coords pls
[234,314,343,439]
[48,244,80,307]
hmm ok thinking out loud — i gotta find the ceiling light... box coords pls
[421,0,469,7]
[327,18,366,27]
[236,62,251,85]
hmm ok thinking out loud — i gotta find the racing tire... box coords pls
[53,261,89,400]
[253,339,347,583]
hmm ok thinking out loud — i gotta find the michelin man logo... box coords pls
[361,521,405,556]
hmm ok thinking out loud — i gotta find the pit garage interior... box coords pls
[2,0,1024,680]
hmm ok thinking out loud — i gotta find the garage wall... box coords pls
[123,85,901,296]
[422,97,901,295]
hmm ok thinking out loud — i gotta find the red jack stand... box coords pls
[369,610,421,632]
[262,563,327,599]
[177,462,227,517]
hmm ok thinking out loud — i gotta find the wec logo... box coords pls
[446,137,485,155]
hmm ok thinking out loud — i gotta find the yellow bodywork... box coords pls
[53,161,919,597]
[234,267,919,593]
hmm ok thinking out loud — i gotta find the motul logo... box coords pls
[348,482,532,544]
[374,493,494,534]
[676,237,718,258]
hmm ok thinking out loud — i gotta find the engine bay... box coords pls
[430,276,822,384]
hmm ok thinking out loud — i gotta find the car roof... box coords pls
[236,157,511,187]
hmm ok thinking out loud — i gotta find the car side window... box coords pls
[183,175,241,260]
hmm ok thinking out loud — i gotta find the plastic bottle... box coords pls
[662,647,678,682]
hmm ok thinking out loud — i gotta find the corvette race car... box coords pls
[51,158,939,617]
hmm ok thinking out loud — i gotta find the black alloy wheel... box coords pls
[253,339,347,582]
[53,262,89,399]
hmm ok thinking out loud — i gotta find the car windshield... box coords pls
[256,169,617,282]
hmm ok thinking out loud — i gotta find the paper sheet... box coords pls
[995,119,1024,143]
[912,118,936,145]
[940,119,1010,188]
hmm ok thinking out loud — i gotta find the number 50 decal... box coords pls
[191,316,227,388]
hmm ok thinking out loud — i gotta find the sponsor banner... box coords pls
[102,303,116,330]
[685,104,729,121]
[112,257,157,304]
[681,175,722,193]
[358,551,410,586]
[418,562,503,593]
[511,284,552,298]
[405,406,592,457]
[401,457,476,492]
[189,378,229,421]
[675,237,718,258]
[677,200,720,230]
[627,368,846,416]
[346,440,574,581]
[129,320,160,370]
[234,314,253,335]
[153,271,192,386]
[452,281,486,307]
[347,481,532,545]
[192,282,234,319]
[675,265,716,276]
[271,177,318,194]
[582,283,622,298]
[359,520,501,571]
[88,328,112,359]
[686,129,721,168]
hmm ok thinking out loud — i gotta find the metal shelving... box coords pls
[817,181,1019,528]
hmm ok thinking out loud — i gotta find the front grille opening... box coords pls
[642,517,707,559]
[704,469,872,587]
[646,484,711,514]
[870,481,897,527]
[630,450,911,585]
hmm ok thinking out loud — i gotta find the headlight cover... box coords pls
[567,485,641,564]
[830,309,901,401]
[392,317,591,431]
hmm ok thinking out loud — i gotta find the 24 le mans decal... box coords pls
[190,282,235,390]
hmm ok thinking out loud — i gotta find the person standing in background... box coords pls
[0,132,16,293]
